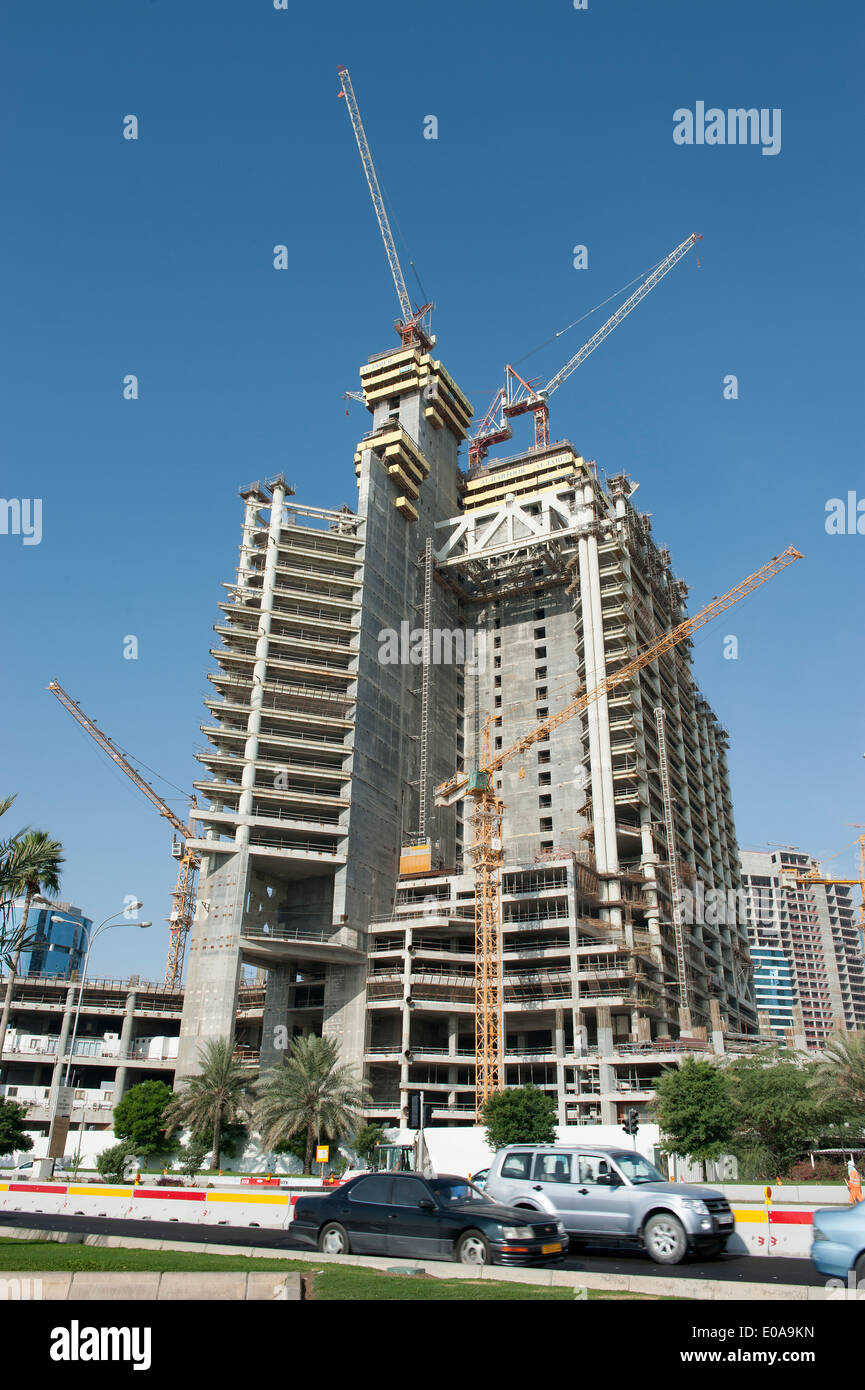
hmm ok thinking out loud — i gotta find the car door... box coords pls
[345,1174,393,1253]
[572,1154,631,1236]
[386,1176,447,1258]
[529,1151,582,1227]
[489,1150,535,1205]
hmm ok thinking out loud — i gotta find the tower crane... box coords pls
[337,65,434,351]
[469,233,701,470]
[47,681,198,990]
[434,545,803,1115]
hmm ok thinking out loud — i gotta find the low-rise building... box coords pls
[0,972,264,1161]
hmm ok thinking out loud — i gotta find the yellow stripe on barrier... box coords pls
[731,1208,770,1223]
[68,1185,132,1198]
[0,1183,8,1192]
[207,1190,288,1205]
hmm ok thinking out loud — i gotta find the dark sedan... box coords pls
[291,1171,567,1266]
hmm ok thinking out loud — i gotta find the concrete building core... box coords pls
[178,341,756,1124]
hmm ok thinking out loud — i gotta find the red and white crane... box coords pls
[468,233,701,469]
[338,65,434,351]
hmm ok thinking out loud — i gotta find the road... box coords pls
[0,1210,820,1286]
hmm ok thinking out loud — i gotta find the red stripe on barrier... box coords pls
[769,1209,814,1225]
[133,1188,206,1202]
[9,1184,67,1194]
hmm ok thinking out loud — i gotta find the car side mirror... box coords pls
[418,1199,435,1211]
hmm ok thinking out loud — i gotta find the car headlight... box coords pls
[501,1225,536,1240]
[556,1220,566,1234]
[682,1199,709,1215]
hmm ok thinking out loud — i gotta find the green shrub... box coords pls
[96,1142,133,1183]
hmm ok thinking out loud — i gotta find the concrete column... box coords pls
[577,518,621,928]
[49,986,77,1091]
[596,1006,617,1123]
[554,1008,566,1127]
[709,999,725,1055]
[113,990,137,1100]
[323,964,367,1071]
[176,847,249,1079]
[260,967,293,1069]
[399,927,413,1121]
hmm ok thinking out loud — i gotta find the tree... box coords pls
[112,1080,176,1156]
[0,826,64,1059]
[726,1049,842,1176]
[97,1141,133,1183]
[352,1122,387,1166]
[0,1097,33,1158]
[252,1034,369,1174]
[481,1085,557,1151]
[163,1038,253,1170]
[176,1138,208,1179]
[652,1059,735,1172]
[814,1030,865,1116]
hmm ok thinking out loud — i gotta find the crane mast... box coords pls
[47,681,198,990]
[338,65,434,350]
[434,546,803,1115]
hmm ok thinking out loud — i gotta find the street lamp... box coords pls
[44,905,150,1172]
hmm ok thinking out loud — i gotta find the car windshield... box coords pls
[612,1153,664,1184]
[429,1178,493,1203]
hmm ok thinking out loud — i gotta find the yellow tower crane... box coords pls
[47,681,198,989]
[434,545,804,1117]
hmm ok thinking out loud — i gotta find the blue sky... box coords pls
[2,0,863,979]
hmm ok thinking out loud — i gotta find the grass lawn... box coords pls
[0,1238,672,1299]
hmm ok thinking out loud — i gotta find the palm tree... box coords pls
[0,826,64,1061]
[253,1033,369,1174]
[815,1030,865,1113]
[0,795,26,941]
[164,1038,254,1170]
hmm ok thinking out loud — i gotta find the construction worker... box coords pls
[846,1160,862,1204]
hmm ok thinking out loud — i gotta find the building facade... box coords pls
[750,944,797,1040]
[12,901,90,979]
[177,338,756,1124]
[740,847,865,1049]
[0,972,263,1156]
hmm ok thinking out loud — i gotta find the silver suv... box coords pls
[484,1144,734,1264]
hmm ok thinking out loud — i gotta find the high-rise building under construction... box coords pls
[177,338,758,1125]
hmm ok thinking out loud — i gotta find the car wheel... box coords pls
[644,1212,688,1265]
[318,1222,350,1256]
[455,1230,492,1266]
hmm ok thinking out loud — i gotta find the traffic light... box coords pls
[408,1093,421,1129]
[622,1107,640,1137]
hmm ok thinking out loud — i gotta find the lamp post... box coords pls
[44,906,150,1174]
